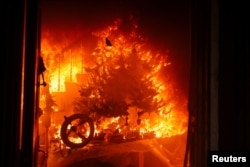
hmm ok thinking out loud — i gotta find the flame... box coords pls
[40,17,188,141]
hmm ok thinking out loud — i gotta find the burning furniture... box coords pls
[39,14,188,167]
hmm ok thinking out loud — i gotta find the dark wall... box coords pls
[218,1,250,150]
[187,0,211,166]
[187,0,250,166]
[2,0,40,166]
[2,0,25,166]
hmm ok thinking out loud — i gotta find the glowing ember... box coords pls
[40,17,188,143]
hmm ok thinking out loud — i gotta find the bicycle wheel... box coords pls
[60,114,94,149]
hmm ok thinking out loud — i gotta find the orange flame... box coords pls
[41,18,188,139]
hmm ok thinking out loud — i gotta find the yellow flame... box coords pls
[41,18,188,139]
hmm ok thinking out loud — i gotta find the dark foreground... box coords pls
[46,133,187,167]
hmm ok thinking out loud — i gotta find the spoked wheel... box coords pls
[60,114,94,149]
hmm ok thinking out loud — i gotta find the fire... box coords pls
[40,17,188,143]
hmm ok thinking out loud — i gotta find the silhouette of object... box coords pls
[105,37,112,46]
[38,56,46,74]
[38,56,47,86]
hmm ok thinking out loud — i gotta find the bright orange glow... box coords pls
[40,18,188,140]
